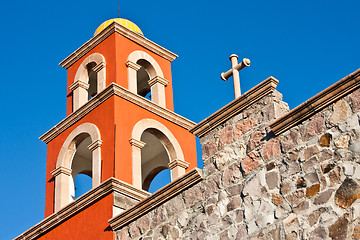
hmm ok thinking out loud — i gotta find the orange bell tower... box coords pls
[37,18,197,239]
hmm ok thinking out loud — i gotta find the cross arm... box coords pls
[221,58,251,81]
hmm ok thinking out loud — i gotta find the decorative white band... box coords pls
[129,138,146,148]
[148,76,169,87]
[87,139,103,151]
[125,60,141,71]
[93,62,106,73]
[51,166,72,177]
[168,159,190,170]
[69,80,90,91]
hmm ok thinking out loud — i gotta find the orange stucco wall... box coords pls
[39,194,113,240]
[44,98,115,217]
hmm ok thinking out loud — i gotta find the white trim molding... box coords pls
[129,138,146,148]
[51,166,72,177]
[40,83,196,144]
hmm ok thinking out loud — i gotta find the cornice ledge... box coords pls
[129,138,146,148]
[168,159,190,170]
[112,84,196,129]
[13,178,149,240]
[59,22,178,69]
[39,83,196,144]
[148,76,169,87]
[270,68,360,136]
[189,76,279,137]
[108,168,203,230]
[87,139,103,151]
[51,166,72,177]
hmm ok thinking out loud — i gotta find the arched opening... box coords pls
[136,59,156,99]
[140,129,170,191]
[71,53,106,112]
[70,133,92,200]
[87,62,98,100]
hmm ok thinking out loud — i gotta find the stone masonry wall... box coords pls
[116,87,360,239]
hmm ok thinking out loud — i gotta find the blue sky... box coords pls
[1,0,360,239]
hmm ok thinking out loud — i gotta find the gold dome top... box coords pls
[94,18,143,36]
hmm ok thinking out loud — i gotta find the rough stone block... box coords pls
[280,129,300,152]
[313,189,333,205]
[343,163,354,176]
[304,114,325,139]
[304,172,320,184]
[227,196,242,212]
[247,130,266,152]
[241,152,260,175]
[308,207,326,227]
[262,138,280,161]
[202,140,217,159]
[303,145,320,159]
[283,213,299,234]
[222,163,242,186]
[306,184,320,197]
[243,174,262,198]
[335,135,351,148]
[353,224,360,239]
[331,99,351,124]
[310,227,327,240]
[322,162,335,174]
[296,177,307,189]
[319,133,332,147]
[218,126,233,149]
[334,178,360,209]
[349,88,360,112]
[280,182,291,195]
[272,193,283,205]
[328,214,349,240]
[303,156,318,173]
[266,171,279,189]
[234,118,256,139]
[286,190,305,206]
[329,166,341,186]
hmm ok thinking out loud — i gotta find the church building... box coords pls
[15,17,360,240]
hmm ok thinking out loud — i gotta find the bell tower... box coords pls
[40,17,197,225]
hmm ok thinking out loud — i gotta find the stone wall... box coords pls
[115,80,360,239]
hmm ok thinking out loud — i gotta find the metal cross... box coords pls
[221,54,250,98]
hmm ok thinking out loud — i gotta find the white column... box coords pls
[129,138,146,189]
[168,159,190,181]
[69,80,90,111]
[93,61,106,92]
[51,166,72,212]
[148,76,169,108]
[88,140,103,188]
[126,60,141,94]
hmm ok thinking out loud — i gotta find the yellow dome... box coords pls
[94,18,143,36]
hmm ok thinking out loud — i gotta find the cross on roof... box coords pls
[221,54,250,98]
